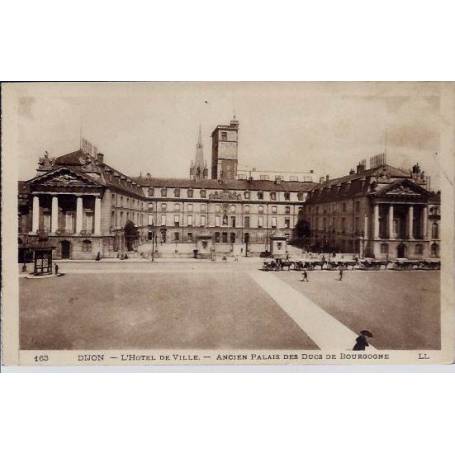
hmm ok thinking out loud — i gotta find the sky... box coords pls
[12,82,443,189]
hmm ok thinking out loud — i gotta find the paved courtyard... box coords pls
[19,261,440,351]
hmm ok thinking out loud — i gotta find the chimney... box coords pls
[356,162,366,173]
[325,174,330,182]
[349,168,355,175]
[96,152,104,163]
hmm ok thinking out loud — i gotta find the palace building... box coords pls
[17,116,441,261]
[18,147,149,261]
[302,162,441,259]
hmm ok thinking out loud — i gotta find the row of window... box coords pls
[112,193,145,210]
[148,187,304,201]
[157,203,292,214]
[158,214,291,229]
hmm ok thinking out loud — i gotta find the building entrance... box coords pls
[397,243,407,258]
[61,240,71,259]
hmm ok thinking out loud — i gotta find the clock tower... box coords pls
[211,116,239,180]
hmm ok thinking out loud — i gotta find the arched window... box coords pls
[431,243,439,257]
[82,240,92,252]
[432,222,439,239]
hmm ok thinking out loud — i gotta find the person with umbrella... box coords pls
[353,330,373,350]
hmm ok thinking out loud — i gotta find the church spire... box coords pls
[189,125,208,180]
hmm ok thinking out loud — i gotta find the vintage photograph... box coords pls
[2,82,454,365]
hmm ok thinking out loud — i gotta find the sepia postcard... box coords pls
[1,81,454,367]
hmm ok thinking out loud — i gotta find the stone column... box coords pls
[373,204,380,239]
[94,196,101,235]
[408,205,414,239]
[388,204,394,239]
[422,206,428,239]
[76,197,83,234]
[51,196,59,234]
[32,195,40,233]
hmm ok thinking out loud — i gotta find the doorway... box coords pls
[61,240,71,259]
[397,243,407,258]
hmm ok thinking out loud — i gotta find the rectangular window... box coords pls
[272,206,277,214]
[271,217,277,228]
[187,215,193,226]
[148,214,154,225]
[244,205,250,213]
[244,216,250,228]
[215,232,220,243]
[187,203,193,211]
[231,216,236,228]
[259,175,269,180]
[174,188,180,197]
[148,188,154,197]
[174,215,180,227]
[215,216,221,227]
[244,191,250,199]
[284,192,290,201]
[222,232,228,243]
[161,215,166,226]
[200,203,206,211]
[258,205,264,214]
[258,216,263,228]
[221,131,227,140]
[285,218,290,229]
[297,192,304,201]
[257,191,264,200]
[174,232,180,241]
[188,232,193,242]
[174,202,180,211]
[187,189,193,198]
[200,190,206,198]
[222,215,228,226]
[285,206,290,214]
[200,215,206,226]
[161,203,167,211]
[270,192,276,201]
[161,188,167,197]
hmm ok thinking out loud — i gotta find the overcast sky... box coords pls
[14,82,442,189]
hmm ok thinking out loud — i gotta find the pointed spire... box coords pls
[197,124,202,146]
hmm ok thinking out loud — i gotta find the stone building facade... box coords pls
[136,176,313,257]
[302,163,441,259]
[18,149,149,260]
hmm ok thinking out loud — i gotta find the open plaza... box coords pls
[19,259,440,352]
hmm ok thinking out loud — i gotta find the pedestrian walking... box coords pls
[301,268,309,282]
[338,265,344,281]
[54,263,59,276]
[353,330,373,351]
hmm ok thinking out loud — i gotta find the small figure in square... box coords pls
[301,268,309,282]
[353,330,373,351]
[54,263,59,276]
[338,264,344,281]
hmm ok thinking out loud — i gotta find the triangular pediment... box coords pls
[29,167,103,188]
[373,179,430,198]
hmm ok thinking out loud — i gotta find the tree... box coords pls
[124,220,139,251]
